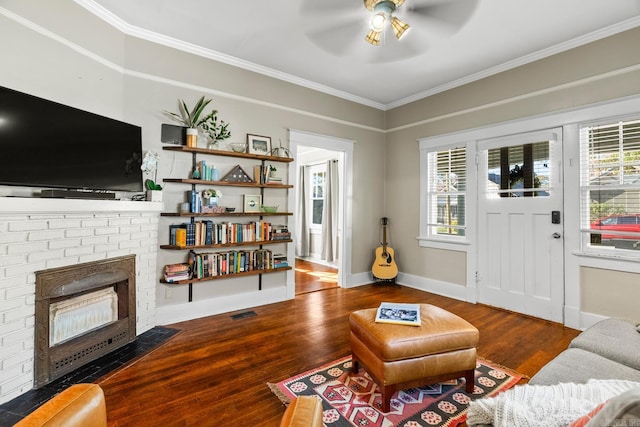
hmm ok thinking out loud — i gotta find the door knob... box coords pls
[552,232,561,239]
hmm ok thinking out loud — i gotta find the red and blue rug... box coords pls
[269,356,522,427]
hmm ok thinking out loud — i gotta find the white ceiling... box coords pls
[79,0,640,110]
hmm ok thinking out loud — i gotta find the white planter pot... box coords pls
[146,190,163,202]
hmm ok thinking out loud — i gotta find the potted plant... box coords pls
[141,151,163,201]
[164,96,231,148]
[202,188,222,206]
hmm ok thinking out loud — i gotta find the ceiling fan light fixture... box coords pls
[391,16,410,40]
[365,29,381,45]
[370,11,387,32]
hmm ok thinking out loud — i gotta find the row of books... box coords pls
[196,160,219,182]
[190,249,281,279]
[253,165,282,184]
[163,263,191,282]
[169,221,290,247]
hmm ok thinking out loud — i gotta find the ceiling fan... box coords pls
[364,0,411,46]
[301,0,479,62]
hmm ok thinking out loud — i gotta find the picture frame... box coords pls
[247,134,272,155]
[243,194,262,213]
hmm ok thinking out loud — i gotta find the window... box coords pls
[310,165,325,226]
[580,117,640,252]
[425,146,467,239]
[486,142,550,198]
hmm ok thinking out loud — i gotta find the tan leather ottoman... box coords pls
[349,303,479,412]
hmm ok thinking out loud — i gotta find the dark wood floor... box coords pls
[98,284,580,426]
[295,258,338,294]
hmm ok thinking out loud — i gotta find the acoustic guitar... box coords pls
[372,217,398,280]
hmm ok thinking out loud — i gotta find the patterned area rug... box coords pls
[269,356,522,427]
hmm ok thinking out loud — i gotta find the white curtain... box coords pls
[295,165,309,257]
[321,160,339,262]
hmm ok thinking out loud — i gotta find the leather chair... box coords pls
[14,383,107,427]
[279,396,323,427]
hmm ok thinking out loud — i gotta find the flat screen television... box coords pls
[0,85,143,194]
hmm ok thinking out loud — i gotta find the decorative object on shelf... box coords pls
[221,165,253,183]
[260,205,278,213]
[244,194,262,213]
[141,151,163,201]
[228,142,247,153]
[270,138,292,158]
[247,134,271,155]
[191,166,201,179]
[225,207,236,213]
[163,96,230,148]
[202,188,222,207]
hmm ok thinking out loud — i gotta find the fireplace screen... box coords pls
[49,287,118,346]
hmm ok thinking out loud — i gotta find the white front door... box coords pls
[477,129,564,322]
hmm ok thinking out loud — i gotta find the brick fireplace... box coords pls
[0,197,161,404]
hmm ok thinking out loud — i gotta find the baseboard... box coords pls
[156,287,289,325]
[396,272,468,302]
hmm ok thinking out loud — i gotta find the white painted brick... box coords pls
[5,262,46,278]
[106,249,131,259]
[131,217,151,225]
[108,234,130,243]
[1,327,32,347]
[27,230,65,241]
[2,351,32,371]
[8,221,48,232]
[7,241,48,255]
[28,249,66,263]
[0,255,26,268]
[78,253,107,264]
[81,236,109,246]
[81,219,109,228]
[3,305,34,324]
[0,342,27,366]
[0,319,24,338]
[0,368,33,401]
[119,240,140,249]
[48,219,82,229]
[118,225,140,235]
[109,218,132,226]
[5,284,34,300]
[131,232,150,241]
[95,227,117,236]
[64,246,94,257]
[66,228,94,238]
[46,257,79,269]
[94,243,119,253]
[49,238,81,249]
[0,232,28,244]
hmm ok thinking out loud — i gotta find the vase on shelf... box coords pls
[146,190,163,202]
[186,128,198,147]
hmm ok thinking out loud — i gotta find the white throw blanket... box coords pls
[467,379,640,427]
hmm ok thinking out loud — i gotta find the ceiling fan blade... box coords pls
[300,0,363,17]
[406,0,479,34]
[305,18,368,57]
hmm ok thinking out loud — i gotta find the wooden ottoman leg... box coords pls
[465,369,475,393]
[381,384,396,413]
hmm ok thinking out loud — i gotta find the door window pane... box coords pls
[487,142,550,198]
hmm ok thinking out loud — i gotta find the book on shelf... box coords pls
[163,263,191,282]
[375,302,421,326]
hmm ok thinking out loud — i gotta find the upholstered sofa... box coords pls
[468,317,640,426]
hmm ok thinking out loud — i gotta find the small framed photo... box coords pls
[243,194,262,213]
[247,134,271,155]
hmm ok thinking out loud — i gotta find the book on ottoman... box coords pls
[375,302,421,326]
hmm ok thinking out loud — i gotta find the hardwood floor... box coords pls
[295,258,338,294]
[98,285,580,426]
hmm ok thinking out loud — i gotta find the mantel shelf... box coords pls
[163,178,292,189]
[160,266,292,285]
[162,146,293,163]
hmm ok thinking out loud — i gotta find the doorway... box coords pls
[476,128,565,322]
[289,129,354,295]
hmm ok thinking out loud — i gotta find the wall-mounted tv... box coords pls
[0,85,143,194]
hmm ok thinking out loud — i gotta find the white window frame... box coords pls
[308,163,326,230]
[579,114,640,259]
[418,140,475,248]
